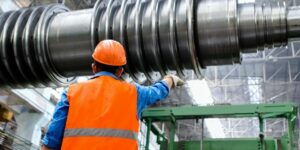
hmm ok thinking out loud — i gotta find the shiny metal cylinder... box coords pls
[287,6,300,41]
[0,0,300,88]
[0,5,76,88]
[238,2,287,52]
[195,0,240,66]
[47,9,94,77]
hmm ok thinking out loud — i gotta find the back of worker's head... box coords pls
[92,40,126,77]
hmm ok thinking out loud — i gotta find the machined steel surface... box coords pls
[48,9,94,77]
[0,0,300,87]
[288,6,300,40]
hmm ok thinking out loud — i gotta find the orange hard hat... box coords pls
[92,40,127,66]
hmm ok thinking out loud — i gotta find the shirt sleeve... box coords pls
[42,88,69,150]
[136,81,169,119]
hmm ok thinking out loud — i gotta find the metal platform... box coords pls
[142,103,298,150]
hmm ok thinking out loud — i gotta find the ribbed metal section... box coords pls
[0,0,298,88]
[91,0,289,84]
[0,5,75,88]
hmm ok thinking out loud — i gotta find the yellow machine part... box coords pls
[0,104,13,122]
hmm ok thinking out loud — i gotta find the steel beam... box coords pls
[142,103,297,121]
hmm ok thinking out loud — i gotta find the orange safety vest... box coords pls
[61,76,139,150]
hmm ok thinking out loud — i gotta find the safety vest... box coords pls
[61,76,139,150]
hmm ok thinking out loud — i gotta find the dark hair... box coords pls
[94,61,121,74]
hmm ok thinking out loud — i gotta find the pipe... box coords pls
[0,0,299,88]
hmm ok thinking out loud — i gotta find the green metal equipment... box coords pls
[141,103,298,150]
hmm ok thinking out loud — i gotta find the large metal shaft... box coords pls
[0,0,299,88]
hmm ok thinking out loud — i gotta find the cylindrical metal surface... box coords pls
[238,2,287,52]
[0,0,300,88]
[195,0,240,67]
[48,9,94,77]
[287,6,300,41]
[0,5,77,88]
[238,3,264,52]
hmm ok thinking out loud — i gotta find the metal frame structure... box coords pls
[200,40,300,143]
[141,103,298,150]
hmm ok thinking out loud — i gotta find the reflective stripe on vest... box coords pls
[64,128,138,141]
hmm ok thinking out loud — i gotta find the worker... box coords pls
[41,40,184,150]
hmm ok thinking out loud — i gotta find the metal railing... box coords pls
[0,130,39,150]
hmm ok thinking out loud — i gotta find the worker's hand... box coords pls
[163,75,184,88]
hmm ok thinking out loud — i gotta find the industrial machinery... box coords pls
[141,103,298,150]
[0,0,300,88]
[0,0,299,149]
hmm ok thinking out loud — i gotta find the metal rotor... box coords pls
[0,0,299,88]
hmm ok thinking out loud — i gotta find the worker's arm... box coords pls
[42,89,69,150]
[136,75,184,119]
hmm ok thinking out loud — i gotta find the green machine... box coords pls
[141,103,298,150]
